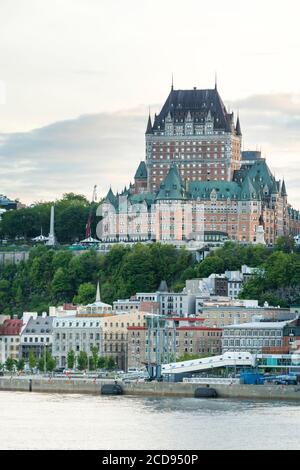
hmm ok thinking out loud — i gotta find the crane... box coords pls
[85,185,97,239]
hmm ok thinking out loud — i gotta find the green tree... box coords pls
[275,236,296,253]
[177,352,209,362]
[77,351,88,371]
[5,357,16,373]
[46,354,56,372]
[16,358,25,372]
[106,356,116,371]
[90,346,99,371]
[29,350,37,371]
[38,357,45,372]
[51,268,72,303]
[67,350,76,369]
[73,283,96,305]
[97,356,106,369]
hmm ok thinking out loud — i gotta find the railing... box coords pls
[183,377,240,385]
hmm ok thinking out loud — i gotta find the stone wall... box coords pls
[1,377,300,400]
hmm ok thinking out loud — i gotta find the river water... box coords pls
[0,391,299,450]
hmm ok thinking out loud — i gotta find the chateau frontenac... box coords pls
[100,84,300,247]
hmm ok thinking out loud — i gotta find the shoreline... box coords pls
[1,377,300,401]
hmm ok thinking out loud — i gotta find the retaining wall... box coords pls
[1,377,300,400]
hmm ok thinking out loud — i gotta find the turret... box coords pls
[236,115,242,136]
[145,114,153,135]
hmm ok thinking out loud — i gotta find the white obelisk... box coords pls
[46,206,56,246]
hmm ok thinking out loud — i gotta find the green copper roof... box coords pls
[134,161,148,180]
[104,188,118,208]
[188,181,241,200]
[241,176,258,200]
[129,192,155,208]
[156,164,187,200]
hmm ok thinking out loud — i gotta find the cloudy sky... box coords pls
[0,0,299,207]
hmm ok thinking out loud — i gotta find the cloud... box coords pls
[229,93,300,207]
[0,93,299,209]
[0,107,149,204]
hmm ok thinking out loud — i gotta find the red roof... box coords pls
[0,319,23,336]
[63,303,77,310]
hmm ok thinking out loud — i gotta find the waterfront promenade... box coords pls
[1,376,300,400]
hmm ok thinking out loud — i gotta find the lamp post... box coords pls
[44,344,47,375]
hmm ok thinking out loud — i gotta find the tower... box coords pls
[145,84,242,193]
[46,206,56,246]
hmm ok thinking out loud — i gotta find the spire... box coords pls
[214,71,217,90]
[171,73,174,91]
[236,114,242,136]
[158,280,169,293]
[281,179,287,197]
[96,281,101,303]
[105,187,118,208]
[145,113,153,135]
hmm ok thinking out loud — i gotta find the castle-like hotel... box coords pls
[99,84,300,247]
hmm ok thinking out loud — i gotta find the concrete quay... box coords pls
[1,376,300,400]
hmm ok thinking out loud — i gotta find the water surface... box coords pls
[0,391,299,450]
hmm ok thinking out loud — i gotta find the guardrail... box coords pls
[183,377,240,385]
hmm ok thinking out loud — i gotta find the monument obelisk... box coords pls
[46,205,56,246]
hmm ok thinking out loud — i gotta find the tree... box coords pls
[5,357,16,373]
[29,350,37,371]
[51,268,72,304]
[16,358,25,372]
[77,351,88,371]
[97,356,106,370]
[275,236,296,254]
[73,283,96,305]
[67,350,76,369]
[106,356,116,371]
[91,346,99,371]
[38,357,45,372]
[177,352,209,362]
[46,354,56,372]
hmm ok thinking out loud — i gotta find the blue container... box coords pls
[240,372,264,385]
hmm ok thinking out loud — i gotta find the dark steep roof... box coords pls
[236,116,242,136]
[281,179,287,197]
[145,115,153,135]
[152,88,234,133]
[134,161,148,180]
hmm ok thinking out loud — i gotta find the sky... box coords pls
[0,0,299,207]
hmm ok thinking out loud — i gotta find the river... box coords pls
[0,391,299,450]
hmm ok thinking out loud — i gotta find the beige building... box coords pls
[102,311,147,371]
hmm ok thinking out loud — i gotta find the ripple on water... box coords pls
[0,391,300,450]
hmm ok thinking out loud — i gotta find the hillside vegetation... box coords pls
[0,238,299,317]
